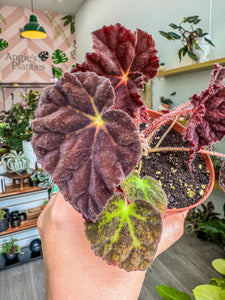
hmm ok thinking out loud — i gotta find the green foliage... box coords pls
[35,170,53,188]
[0,238,23,255]
[212,259,225,275]
[61,15,75,34]
[52,66,63,79]
[120,171,168,213]
[52,49,68,64]
[160,92,176,105]
[0,209,5,221]
[193,284,225,300]
[185,201,222,238]
[1,150,30,174]
[85,194,162,271]
[156,285,191,300]
[159,15,215,62]
[0,89,40,153]
[157,258,225,300]
[198,219,225,247]
[0,38,8,51]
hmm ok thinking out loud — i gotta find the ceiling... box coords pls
[0,0,86,14]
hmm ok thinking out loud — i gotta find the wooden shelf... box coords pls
[157,57,225,78]
[0,183,43,198]
[0,217,38,236]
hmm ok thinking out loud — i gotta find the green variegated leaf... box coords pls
[85,194,162,271]
[120,171,168,213]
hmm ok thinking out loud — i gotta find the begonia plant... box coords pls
[31,23,225,271]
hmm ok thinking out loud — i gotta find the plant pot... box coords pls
[146,109,215,215]
[10,216,21,228]
[19,212,26,222]
[0,217,9,232]
[3,252,18,261]
[29,178,38,187]
[2,208,10,222]
[29,238,42,253]
[193,36,211,63]
[22,140,37,171]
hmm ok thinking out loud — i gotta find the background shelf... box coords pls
[157,57,225,78]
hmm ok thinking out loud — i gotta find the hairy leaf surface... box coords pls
[85,194,162,271]
[73,23,159,118]
[121,171,168,213]
[184,64,225,166]
[32,71,141,221]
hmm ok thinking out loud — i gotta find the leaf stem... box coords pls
[148,146,225,159]
[142,101,192,139]
[154,115,179,148]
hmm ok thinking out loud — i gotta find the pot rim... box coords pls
[146,109,215,215]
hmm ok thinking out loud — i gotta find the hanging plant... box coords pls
[52,49,68,64]
[61,15,75,35]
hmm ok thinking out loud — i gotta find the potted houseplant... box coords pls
[1,150,30,174]
[31,23,225,272]
[159,15,215,62]
[0,209,9,232]
[0,89,40,168]
[158,92,175,113]
[0,238,23,261]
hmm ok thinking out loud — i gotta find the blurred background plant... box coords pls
[0,89,40,154]
[159,15,215,61]
[186,201,225,250]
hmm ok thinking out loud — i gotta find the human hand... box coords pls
[38,191,188,300]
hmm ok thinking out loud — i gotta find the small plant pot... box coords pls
[19,212,27,222]
[30,238,42,253]
[30,179,38,187]
[11,216,21,228]
[0,218,9,232]
[146,109,215,216]
[2,208,10,222]
[10,210,19,218]
[4,252,18,261]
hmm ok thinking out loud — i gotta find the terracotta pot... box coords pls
[146,109,215,215]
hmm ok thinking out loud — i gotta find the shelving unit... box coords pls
[0,217,38,236]
[1,183,43,198]
[0,184,48,247]
[157,57,225,78]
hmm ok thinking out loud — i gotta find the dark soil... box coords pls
[140,125,210,209]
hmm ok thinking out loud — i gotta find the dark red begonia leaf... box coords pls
[73,23,159,118]
[32,71,141,221]
[184,64,225,167]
